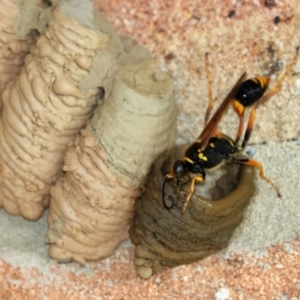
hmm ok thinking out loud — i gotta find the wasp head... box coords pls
[162,159,187,209]
[172,159,187,187]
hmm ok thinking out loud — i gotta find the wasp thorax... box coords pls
[130,144,255,279]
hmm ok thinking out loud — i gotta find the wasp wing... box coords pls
[198,72,247,151]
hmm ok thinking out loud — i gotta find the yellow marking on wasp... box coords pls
[232,99,244,115]
[198,152,208,161]
[209,143,214,148]
[183,156,194,164]
[251,76,269,88]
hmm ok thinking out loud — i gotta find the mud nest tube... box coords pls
[130,144,255,279]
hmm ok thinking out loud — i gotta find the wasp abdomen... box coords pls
[235,77,269,107]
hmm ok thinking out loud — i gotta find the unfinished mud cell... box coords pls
[0,1,127,221]
[130,144,256,279]
[45,58,177,263]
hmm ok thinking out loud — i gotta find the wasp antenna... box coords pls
[162,174,174,209]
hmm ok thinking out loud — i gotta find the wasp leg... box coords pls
[204,53,216,125]
[258,47,299,107]
[242,48,299,148]
[242,106,256,148]
[231,157,281,197]
[232,99,245,144]
[181,175,204,215]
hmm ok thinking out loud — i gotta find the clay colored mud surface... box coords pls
[0,0,39,110]
[130,145,255,279]
[46,59,177,263]
[0,4,110,220]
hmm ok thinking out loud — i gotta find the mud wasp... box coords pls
[162,49,299,215]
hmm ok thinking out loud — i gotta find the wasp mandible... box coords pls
[162,49,299,215]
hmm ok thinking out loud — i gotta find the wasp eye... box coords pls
[173,160,186,178]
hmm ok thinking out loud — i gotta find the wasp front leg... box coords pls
[181,175,205,215]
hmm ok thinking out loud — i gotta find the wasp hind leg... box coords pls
[257,47,299,108]
[232,99,246,145]
[241,105,256,148]
[181,175,204,215]
[231,157,281,197]
[241,48,300,149]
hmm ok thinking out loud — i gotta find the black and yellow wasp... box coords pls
[162,50,298,215]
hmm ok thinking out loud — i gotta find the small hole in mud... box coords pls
[274,16,281,24]
[165,52,176,61]
[265,0,276,8]
[98,87,105,100]
[227,10,235,18]
[40,0,52,7]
